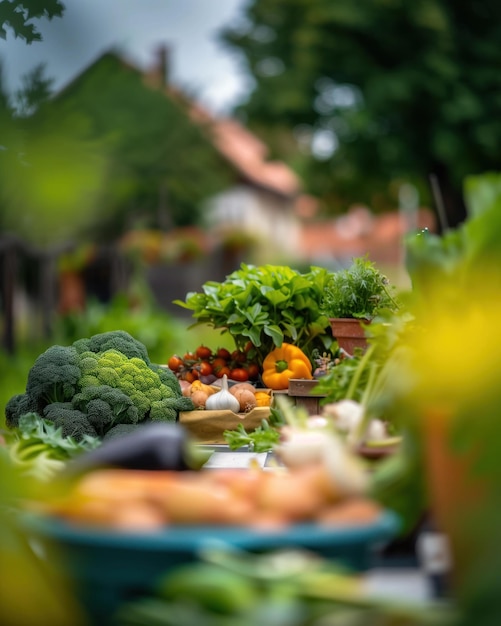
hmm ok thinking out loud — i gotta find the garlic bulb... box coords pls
[205,375,241,413]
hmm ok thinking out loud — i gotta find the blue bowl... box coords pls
[24,511,400,624]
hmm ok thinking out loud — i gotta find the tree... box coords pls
[35,52,232,238]
[0,0,64,43]
[220,0,501,228]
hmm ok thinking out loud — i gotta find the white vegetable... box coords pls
[322,399,365,433]
[275,427,369,496]
[272,395,369,497]
[275,427,332,467]
[365,418,387,442]
[205,374,241,413]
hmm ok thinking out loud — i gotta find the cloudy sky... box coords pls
[2,0,252,115]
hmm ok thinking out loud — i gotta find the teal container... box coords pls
[24,511,400,625]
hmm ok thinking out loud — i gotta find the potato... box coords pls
[190,389,209,408]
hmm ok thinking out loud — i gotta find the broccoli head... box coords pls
[43,402,98,441]
[73,330,151,364]
[72,385,139,437]
[5,393,37,428]
[24,344,82,412]
[4,330,192,443]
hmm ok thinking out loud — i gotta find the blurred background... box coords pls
[2,0,501,421]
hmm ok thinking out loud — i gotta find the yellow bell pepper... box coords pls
[261,343,313,390]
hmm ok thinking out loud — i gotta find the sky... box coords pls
[1,0,252,116]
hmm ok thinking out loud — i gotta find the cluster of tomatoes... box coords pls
[167,344,260,383]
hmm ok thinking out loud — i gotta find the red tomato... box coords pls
[245,363,260,380]
[183,370,199,383]
[212,357,229,372]
[197,361,213,377]
[215,366,231,379]
[183,352,197,362]
[195,345,212,360]
[231,350,247,364]
[230,368,249,382]
[216,347,231,361]
[167,355,183,372]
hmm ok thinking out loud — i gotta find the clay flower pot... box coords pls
[329,318,370,356]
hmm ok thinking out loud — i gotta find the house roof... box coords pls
[144,48,301,199]
[55,45,301,200]
[161,94,301,199]
[299,207,437,266]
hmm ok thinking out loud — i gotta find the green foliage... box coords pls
[55,294,186,365]
[221,0,501,223]
[39,52,232,236]
[0,0,64,43]
[0,68,110,247]
[116,547,455,625]
[3,412,100,481]
[174,262,334,365]
[321,257,399,320]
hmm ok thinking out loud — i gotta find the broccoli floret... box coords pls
[102,423,142,442]
[42,402,97,441]
[149,362,183,396]
[72,385,139,437]
[75,330,151,364]
[5,393,37,428]
[77,349,160,420]
[4,344,83,430]
[150,396,195,422]
[23,344,82,413]
[78,352,100,375]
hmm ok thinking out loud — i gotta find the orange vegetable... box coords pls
[261,343,313,390]
[254,391,271,407]
[189,379,216,397]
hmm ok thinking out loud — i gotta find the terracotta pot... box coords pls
[329,318,370,355]
[422,406,491,597]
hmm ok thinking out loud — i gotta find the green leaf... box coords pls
[263,324,284,347]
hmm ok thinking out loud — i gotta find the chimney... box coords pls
[155,43,170,87]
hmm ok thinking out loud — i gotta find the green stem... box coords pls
[345,343,376,401]
[382,281,400,311]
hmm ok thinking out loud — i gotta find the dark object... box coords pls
[64,422,202,474]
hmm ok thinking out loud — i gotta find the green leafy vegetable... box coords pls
[321,256,399,320]
[4,412,100,481]
[174,263,333,365]
[223,420,280,452]
[4,330,194,443]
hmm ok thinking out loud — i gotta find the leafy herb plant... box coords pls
[321,257,399,320]
[174,263,334,365]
